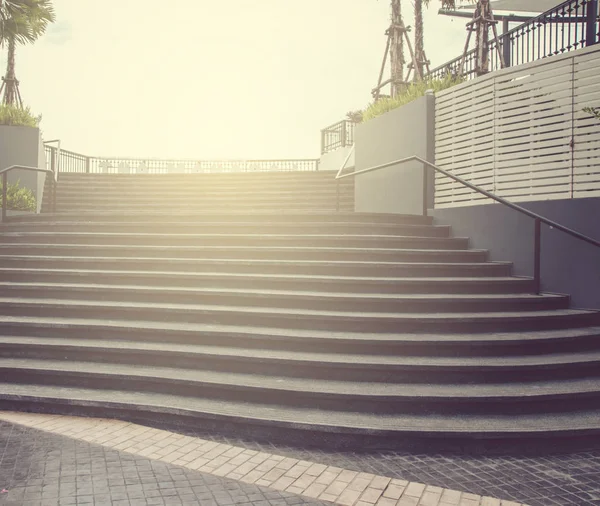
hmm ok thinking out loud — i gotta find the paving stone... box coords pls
[162,423,600,506]
[0,421,326,506]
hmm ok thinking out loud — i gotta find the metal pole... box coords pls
[422,165,428,217]
[1,172,7,222]
[586,0,598,46]
[533,218,542,295]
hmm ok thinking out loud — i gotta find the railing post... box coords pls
[533,218,542,295]
[422,164,428,217]
[1,172,6,222]
[320,130,326,155]
[502,19,511,67]
[85,156,91,174]
[341,121,347,148]
[586,0,598,46]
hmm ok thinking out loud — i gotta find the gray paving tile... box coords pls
[168,425,600,506]
[0,421,326,506]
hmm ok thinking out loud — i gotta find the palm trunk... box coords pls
[414,0,424,80]
[390,0,405,97]
[2,37,17,106]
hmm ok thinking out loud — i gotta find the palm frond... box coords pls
[0,0,55,46]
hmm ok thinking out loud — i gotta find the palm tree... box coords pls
[414,0,461,80]
[0,0,55,106]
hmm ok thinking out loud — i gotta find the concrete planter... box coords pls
[0,125,46,214]
[354,95,435,215]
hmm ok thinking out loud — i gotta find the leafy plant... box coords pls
[0,179,36,211]
[0,103,41,126]
[583,107,600,121]
[346,110,363,123]
[361,74,465,122]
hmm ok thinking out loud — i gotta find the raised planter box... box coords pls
[0,125,46,214]
[353,95,435,215]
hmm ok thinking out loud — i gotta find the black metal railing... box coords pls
[321,120,357,155]
[427,0,599,80]
[335,154,600,295]
[43,146,320,174]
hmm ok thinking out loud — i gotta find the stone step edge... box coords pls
[0,282,560,302]
[0,267,519,280]
[2,358,600,401]
[0,384,599,437]
[2,335,599,370]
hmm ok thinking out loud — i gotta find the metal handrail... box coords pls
[1,165,56,222]
[335,155,600,294]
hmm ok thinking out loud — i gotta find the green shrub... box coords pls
[0,179,36,211]
[362,74,465,123]
[584,107,600,120]
[0,104,41,127]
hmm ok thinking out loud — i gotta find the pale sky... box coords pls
[4,0,474,160]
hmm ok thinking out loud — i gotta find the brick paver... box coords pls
[0,412,531,506]
[0,419,326,506]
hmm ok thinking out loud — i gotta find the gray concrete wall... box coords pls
[353,94,435,215]
[434,197,600,310]
[319,146,355,173]
[0,126,46,213]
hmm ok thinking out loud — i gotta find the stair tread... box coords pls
[0,281,554,299]
[0,267,518,279]
[0,297,589,319]
[1,383,599,434]
[0,245,486,255]
[2,315,599,342]
[2,357,600,398]
[0,232,463,241]
[2,335,600,368]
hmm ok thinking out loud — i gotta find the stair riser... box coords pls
[0,286,569,313]
[0,272,528,293]
[54,189,354,199]
[0,235,469,249]
[54,200,354,209]
[0,248,487,263]
[2,323,599,357]
[1,368,598,415]
[0,224,451,238]
[2,345,599,384]
[54,195,354,205]
[0,304,596,333]
[55,178,348,186]
[10,213,432,225]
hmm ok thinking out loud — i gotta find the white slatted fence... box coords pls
[435,45,600,207]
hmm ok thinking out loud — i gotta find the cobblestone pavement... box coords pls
[0,420,327,506]
[0,413,526,506]
[176,428,600,506]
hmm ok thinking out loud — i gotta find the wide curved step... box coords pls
[1,383,600,450]
[2,317,600,355]
[2,335,599,383]
[0,298,596,332]
[0,232,470,249]
[0,283,569,312]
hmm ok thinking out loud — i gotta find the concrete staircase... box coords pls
[2,171,600,451]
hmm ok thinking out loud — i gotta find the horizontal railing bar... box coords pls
[0,165,55,177]
[337,155,600,249]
